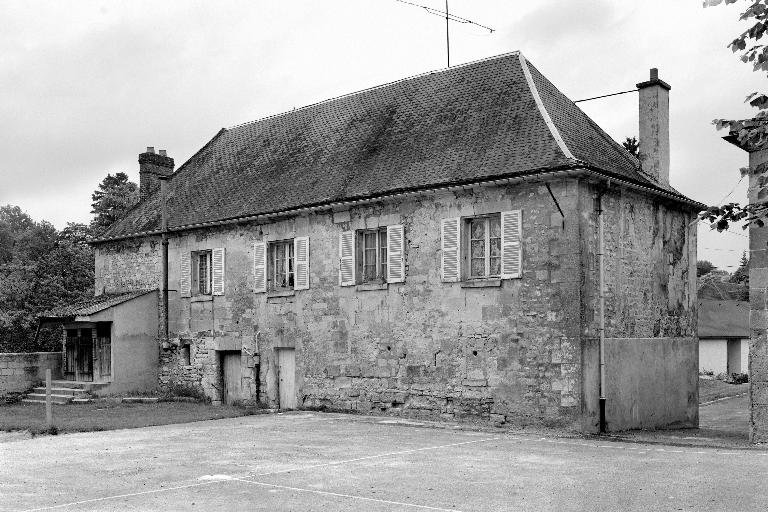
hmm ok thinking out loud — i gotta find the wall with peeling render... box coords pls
[93,177,698,430]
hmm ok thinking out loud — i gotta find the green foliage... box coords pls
[90,172,138,234]
[697,260,717,277]
[0,206,94,352]
[730,251,750,283]
[622,136,639,157]
[702,0,768,229]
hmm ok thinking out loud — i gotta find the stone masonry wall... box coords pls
[0,352,62,397]
[157,179,584,427]
[94,237,162,295]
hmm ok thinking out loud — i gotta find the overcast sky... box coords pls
[0,0,762,270]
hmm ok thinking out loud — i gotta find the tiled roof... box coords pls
[40,290,156,319]
[698,300,750,338]
[96,51,697,241]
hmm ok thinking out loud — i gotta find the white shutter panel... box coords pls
[501,210,522,279]
[294,237,310,290]
[441,218,461,282]
[253,241,267,293]
[212,247,225,295]
[387,225,405,283]
[180,252,191,297]
[339,231,356,286]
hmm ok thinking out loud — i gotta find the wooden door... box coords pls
[221,352,242,405]
[277,348,296,409]
[64,330,77,381]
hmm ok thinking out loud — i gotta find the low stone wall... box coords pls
[0,352,62,396]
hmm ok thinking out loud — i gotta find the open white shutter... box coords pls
[212,247,225,295]
[253,241,267,293]
[501,210,522,279]
[387,225,405,283]
[180,252,191,297]
[339,231,356,286]
[441,218,461,282]
[294,237,310,290]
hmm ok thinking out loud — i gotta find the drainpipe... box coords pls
[596,187,608,433]
[159,175,169,343]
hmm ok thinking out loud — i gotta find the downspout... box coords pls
[595,186,608,433]
[159,176,169,343]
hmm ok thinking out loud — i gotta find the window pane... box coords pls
[471,240,485,259]
[490,257,501,276]
[470,219,485,240]
[490,216,501,238]
[471,258,485,277]
[364,232,377,251]
[380,230,387,281]
[490,237,501,258]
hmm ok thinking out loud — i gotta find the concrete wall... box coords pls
[0,352,62,396]
[88,292,159,395]
[603,337,698,431]
[700,339,727,375]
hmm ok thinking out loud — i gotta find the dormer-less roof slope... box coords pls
[96,51,698,242]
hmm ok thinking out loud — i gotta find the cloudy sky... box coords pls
[0,0,762,270]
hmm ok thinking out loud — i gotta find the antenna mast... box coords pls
[394,0,494,67]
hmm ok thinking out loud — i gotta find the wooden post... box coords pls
[45,369,52,428]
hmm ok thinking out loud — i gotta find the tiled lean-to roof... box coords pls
[40,290,156,320]
[96,51,698,242]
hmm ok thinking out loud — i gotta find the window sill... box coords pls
[267,289,295,298]
[461,279,502,288]
[190,295,213,302]
[356,282,388,292]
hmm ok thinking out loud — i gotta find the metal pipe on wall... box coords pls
[159,176,169,343]
[596,188,607,433]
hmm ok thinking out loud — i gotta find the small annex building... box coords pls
[698,299,749,376]
[87,52,703,432]
[40,290,158,394]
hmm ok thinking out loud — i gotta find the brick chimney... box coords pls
[636,68,671,186]
[138,146,174,201]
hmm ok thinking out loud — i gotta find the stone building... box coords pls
[91,52,702,432]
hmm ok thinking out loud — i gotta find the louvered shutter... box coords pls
[294,237,310,290]
[441,218,461,282]
[180,252,191,297]
[339,231,356,286]
[501,210,522,279]
[212,248,225,295]
[387,225,405,283]
[253,241,267,293]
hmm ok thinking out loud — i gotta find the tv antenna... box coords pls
[394,0,494,68]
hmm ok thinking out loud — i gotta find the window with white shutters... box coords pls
[386,224,405,283]
[339,231,356,286]
[212,248,225,295]
[294,237,310,290]
[441,218,460,282]
[253,241,267,293]
[442,211,522,282]
[180,252,192,297]
[500,210,522,279]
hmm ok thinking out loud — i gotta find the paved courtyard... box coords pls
[2,407,767,511]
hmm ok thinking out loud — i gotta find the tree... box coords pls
[731,251,750,283]
[701,0,768,230]
[622,136,639,158]
[90,172,139,233]
[0,206,94,352]
[697,260,718,277]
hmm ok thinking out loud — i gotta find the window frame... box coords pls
[192,250,213,296]
[464,214,502,280]
[268,239,295,291]
[357,227,388,284]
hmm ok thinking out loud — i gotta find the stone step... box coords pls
[32,387,89,397]
[71,398,92,404]
[51,380,108,392]
[22,394,73,404]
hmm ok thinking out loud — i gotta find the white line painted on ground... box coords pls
[246,437,501,477]
[233,478,464,511]
[18,480,223,512]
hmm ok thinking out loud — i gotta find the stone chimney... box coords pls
[138,146,174,201]
[636,68,671,186]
